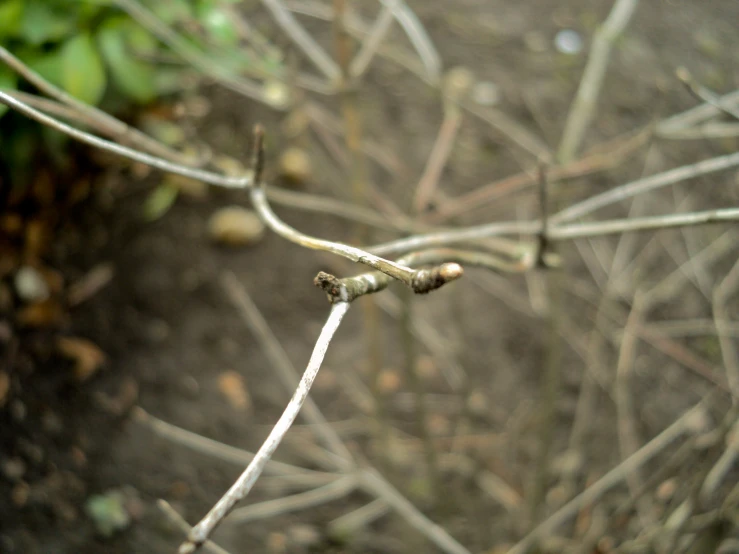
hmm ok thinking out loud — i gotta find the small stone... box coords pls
[467,390,489,416]
[208,207,265,247]
[14,266,50,303]
[217,370,252,412]
[288,524,321,547]
[554,29,583,55]
[11,482,29,506]
[263,80,291,109]
[377,368,402,394]
[279,147,312,184]
[2,457,26,481]
[471,81,500,107]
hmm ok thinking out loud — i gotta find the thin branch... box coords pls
[359,468,472,554]
[551,150,739,224]
[0,91,252,188]
[713,258,739,398]
[369,207,739,256]
[225,475,357,524]
[506,398,712,554]
[158,500,232,554]
[179,301,351,553]
[220,271,354,468]
[113,0,276,106]
[657,88,739,134]
[378,0,441,84]
[349,5,395,78]
[557,0,640,162]
[132,407,326,477]
[0,45,196,164]
[430,127,650,223]
[251,185,457,292]
[316,247,533,304]
[261,0,341,81]
[676,67,739,122]
[413,107,463,214]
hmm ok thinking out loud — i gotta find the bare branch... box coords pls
[220,271,354,468]
[225,475,357,524]
[378,0,441,83]
[551,150,739,224]
[506,399,713,554]
[349,5,395,78]
[557,0,640,162]
[261,0,341,81]
[0,45,197,164]
[0,91,252,188]
[179,301,351,553]
[676,67,739,122]
[158,500,233,554]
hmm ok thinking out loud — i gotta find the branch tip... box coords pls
[411,263,464,294]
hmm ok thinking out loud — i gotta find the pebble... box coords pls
[279,147,312,184]
[472,81,500,107]
[14,266,50,303]
[207,207,265,246]
[554,29,583,55]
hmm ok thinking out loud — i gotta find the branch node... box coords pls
[314,271,349,303]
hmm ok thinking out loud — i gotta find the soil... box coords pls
[2,1,739,553]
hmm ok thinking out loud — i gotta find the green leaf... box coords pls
[0,0,23,39]
[60,34,107,105]
[97,19,157,103]
[197,1,239,47]
[0,65,18,118]
[20,0,75,45]
[150,0,193,25]
[142,183,179,221]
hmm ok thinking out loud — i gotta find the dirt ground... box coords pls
[2,1,739,553]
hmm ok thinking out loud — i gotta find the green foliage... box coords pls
[0,0,257,184]
[0,0,247,112]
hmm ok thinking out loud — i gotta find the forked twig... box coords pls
[158,500,232,554]
[178,301,351,553]
[224,474,357,524]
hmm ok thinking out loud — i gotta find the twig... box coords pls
[676,67,739,122]
[261,0,340,81]
[328,498,390,536]
[413,107,463,214]
[699,418,739,501]
[557,0,640,162]
[220,271,354,468]
[551,151,739,224]
[0,91,252,188]
[713,259,739,398]
[505,399,711,554]
[252,185,458,291]
[350,4,395,78]
[369,207,739,256]
[0,46,194,164]
[158,500,232,554]
[225,475,357,524]
[378,0,441,83]
[179,301,351,553]
[614,293,653,529]
[113,0,277,106]
[132,407,325,477]
[359,468,472,554]
[657,88,739,134]
[315,247,537,304]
